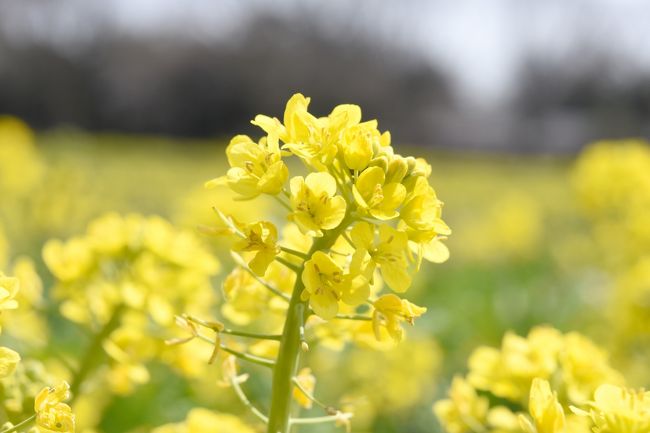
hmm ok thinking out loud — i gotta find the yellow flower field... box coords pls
[1,99,649,433]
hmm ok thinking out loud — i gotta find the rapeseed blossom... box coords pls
[34,381,75,433]
[436,327,626,433]
[194,93,451,433]
[43,213,220,394]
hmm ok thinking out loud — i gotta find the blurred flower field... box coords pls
[1,109,649,433]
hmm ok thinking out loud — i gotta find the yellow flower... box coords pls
[293,367,316,409]
[102,322,155,395]
[467,327,564,402]
[352,166,406,220]
[34,381,75,433]
[559,332,624,404]
[42,238,94,282]
[260,94,361,170]
[400,177,451,266]
[0,346,20,378]
[221,267,270,325]
[232,220,280,276]
[350,222,411,292]
[577,384,650,433]
[289,173,347,237]
[519,378,565,433]
[301,252,369,319]
[152,408,257,433]
[0,273,19,312]
[371,294,426,342]
[434,376,489,433]
[341,120,382,171]
[207,134,288,199]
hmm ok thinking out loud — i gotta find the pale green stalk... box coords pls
[266,215,353,433]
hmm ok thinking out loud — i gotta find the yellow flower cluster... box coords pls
[0,272,20,379]
[434,326,625,433]
[34,381,75,433]
[151,408,257,433]
[43,213,220,392]
[0,269,74,432]
[343,338,441,422]
[210,93,449,337]
[572,139,650,266]
[572,140,650,384]
[0,116,44,198]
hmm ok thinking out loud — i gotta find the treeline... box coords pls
[0,15,452,143]
[0,13,648,152]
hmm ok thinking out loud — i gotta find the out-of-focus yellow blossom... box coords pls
[468,327,563,402]
[371,294,426,342]
[301,251,369,319]
[574,384,650,433]
[0,272,19,314]
[468,327,623,406]
[173,182,275,237]
[434,376,489,433]
[0,270,20,379]
[559,333,624,404]
[34,381,75,433]
[0,347,20,379]
[221,267,271,326]
[0,116,44,197]
[42,238,94,284]
[351,222,411,292]
[151,408,258,433]
[342,338,441,425]
[0,224,7,269]
[43,213,219,393]
[292,367,316,409]
[0,359,55,417]
[437,327,625,433]
[44,213,219,328]
[572,139,650,265]
[352,166,406,220]
[102,320,156,395]
[613,256,650,336]
[519,378,565,433]
[451,191,543,263]
[2,258,48,346]
[206,134,288,199]
[289,173,347,237]
[231,220,280,276]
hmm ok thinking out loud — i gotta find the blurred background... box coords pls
[1,0,649,152]
[1,1,650,433]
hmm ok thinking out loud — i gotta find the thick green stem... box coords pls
[266,216,352,433]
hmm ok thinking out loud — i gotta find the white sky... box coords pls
[1,0,648,105]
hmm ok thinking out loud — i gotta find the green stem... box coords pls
[291,377,329,410]
[266,215,353,433]
[221,329,282,341]
[194,333,275,368]
[334,314,372,321]
[230,375,269,423]
[275,256,301,273]
[231,252,290,302]
[0,415,35,433]
[70,304,125,403]
[289,413,352,426]
[187,316,282,341]
[279,246,309,260]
